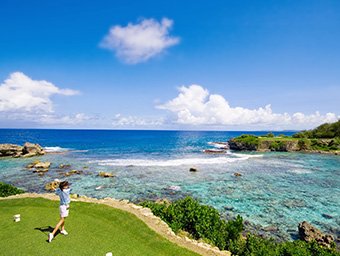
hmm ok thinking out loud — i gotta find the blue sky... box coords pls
[0,0,339,130]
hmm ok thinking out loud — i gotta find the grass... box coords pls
[0,198,199,256]
[258,137,299,141]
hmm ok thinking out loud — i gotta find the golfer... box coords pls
[49,181,72,243]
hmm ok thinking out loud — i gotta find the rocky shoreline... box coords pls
[228,138,340,155]
[0,142,45,158]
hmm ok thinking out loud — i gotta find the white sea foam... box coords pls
[43,146,69,152]
[208,142,229,149]
[287,169,312,174]
[91,153,262,167]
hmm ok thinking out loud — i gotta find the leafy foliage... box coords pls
[234,135,260,147]
[228,233,339,256]
[298,138,310,150]
[0,182,24,197]
[140,197,340,256]
[140,197,244,250]
[293,119,340,139]
[269,141,286,150]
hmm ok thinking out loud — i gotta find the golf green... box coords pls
[0,197,199,256]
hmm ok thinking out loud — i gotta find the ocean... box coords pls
[1,129,339,242]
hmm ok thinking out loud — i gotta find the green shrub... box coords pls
[0,183,25,197]
[269,141,286,150]
[293,120,340,139]
[234,135,259,147]
[140,197,244,250]
[261,133,275,138]
[228,233,340,256]
[141,197,340,255]
[298,138,310,150]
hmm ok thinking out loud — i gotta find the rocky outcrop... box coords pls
[258,140,299,152]
[0,143,45,157]
[298,221,334,248]
[228,138,299,152]
[228,138,258,151]
[99,172,115,177]
[190,167,198,172]
[35,162,51,168]
[203,149,227,154]
[45,179,60,191]
[22,142,45,157]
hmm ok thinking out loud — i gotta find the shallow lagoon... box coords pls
[1,129,339,242]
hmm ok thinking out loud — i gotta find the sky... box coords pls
[0,0,339,131]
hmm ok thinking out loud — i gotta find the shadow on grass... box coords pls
[35,226,60,242]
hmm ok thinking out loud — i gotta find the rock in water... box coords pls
[189,167,197,172]
[156,198,171,206]
[22,142,45,157]
[298,221,334,248]
[0,143,45,157]
[35,162,51,168]
[45,180,60,191]
[0,144,24,157]
[98,171,115,177]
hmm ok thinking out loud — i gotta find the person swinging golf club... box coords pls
[49,181,72,242]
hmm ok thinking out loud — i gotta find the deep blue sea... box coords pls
[1,129,339,242]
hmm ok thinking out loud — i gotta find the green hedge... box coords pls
[0,183,25,197]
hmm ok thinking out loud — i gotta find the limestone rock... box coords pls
[156,198,171,206]
[45,180,60,191]
[189,167,197,172]
[0,142,46,158]
[203,149,227,154]
[22,142,45,156]
[35,162,51,168]
[0,144,24,157]
[98,171,115,177]
[298,221,334,248]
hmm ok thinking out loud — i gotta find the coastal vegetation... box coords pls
[229,120,340,153]
[0,182,25,197]
[141,197,339,256]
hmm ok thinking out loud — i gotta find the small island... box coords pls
[228,120,340,154]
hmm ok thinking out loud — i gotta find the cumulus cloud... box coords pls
[157,85,338,129]
[0,72,89,126]
[0,72,79,113]
[100,18,180,64]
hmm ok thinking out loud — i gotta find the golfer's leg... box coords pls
[52,217,65,235]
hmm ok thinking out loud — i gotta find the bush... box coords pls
[140,197,340,255]
[140,197,244,250]
[293,120,340,139]
[0,183,25,197]
[228,233,340,256]
[298,138,310,150]
[269,141,286,150]
[234,135,259,147]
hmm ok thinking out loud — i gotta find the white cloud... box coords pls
[157,85,339,129]
[0,72,89,126]
[0,72,79,113]
[100,18,180,64]
[113,115,164,128]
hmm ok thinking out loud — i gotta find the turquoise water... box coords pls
[0,129,339,242]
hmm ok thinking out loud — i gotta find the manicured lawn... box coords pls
[0,198,199,256]
[258,137,299,141]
